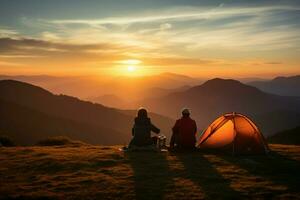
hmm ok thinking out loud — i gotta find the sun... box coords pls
[112,59,144,76]
[127,65,136,72]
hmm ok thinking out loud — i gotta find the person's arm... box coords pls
[193,120,197,134]
[132,123,136,136]
[170,132,175,148]
[192,120,197,146]
[170,120,179,147]
[150,123,160,134]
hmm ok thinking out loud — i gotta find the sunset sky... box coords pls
[0,0,299,77]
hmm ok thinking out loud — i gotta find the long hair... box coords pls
[137,107,148,119]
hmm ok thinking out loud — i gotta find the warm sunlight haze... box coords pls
[0,1,300,199]
[0,0,299,78]
[127,66,136,72]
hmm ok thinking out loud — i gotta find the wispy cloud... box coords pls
[0,3,299,76]
[48,5,299,25]
[0,28,19,38]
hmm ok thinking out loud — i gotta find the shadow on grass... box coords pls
[176,152,241,199]
[126,152,170,200]
[220,151,300,193]
[126,150,241,200]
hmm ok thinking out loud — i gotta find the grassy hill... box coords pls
[0,144,299,199]
[268,126,300,145]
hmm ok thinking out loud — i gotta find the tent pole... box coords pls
[199,118,228,145]
[242,115,269,154]
[232,112,237,156]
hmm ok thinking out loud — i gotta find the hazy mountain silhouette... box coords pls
[142,85,191,99]
[0,80,174,145]
[88,85,192,109]
[0,73,201,101]
[249,75,300,96]
[88,94,130,108]
[142,78,300,136]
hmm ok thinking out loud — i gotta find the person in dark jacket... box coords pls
[129,108,160,147]
[170,108,197,150]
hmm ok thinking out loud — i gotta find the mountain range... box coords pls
[248,75,300,96]
[0,73,201,101]
[1,75,300,145]
[0,80,174,145]
[142,78,300,136]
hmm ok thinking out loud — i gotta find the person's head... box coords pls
[137,107,148,119]
[181,108,190,117]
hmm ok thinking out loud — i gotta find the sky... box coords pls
[0,0,299,78]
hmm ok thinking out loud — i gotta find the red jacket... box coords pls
[170,116,197,148]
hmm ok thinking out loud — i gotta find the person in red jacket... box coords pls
[170,108,197,150]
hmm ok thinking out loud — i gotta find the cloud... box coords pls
[0,61,24,66]
[143,56,221,67]
[1,3,299,76]
[265,62,282,65]
[47,5,299,26]
[0,37,122,55]
[0,37,134,69]
[26,4,298,55]
[0,28,19,38]
[160,23,172,30]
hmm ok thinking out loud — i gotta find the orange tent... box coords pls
[197,113,269,154]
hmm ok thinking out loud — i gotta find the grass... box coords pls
[0,144,299,199]
[36,136,86,147]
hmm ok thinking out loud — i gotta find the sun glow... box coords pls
[120,59,141,65]
[127,65,136,72]
[114,59,142,75]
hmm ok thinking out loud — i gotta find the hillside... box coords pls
[0,80,174,145]
[268,126,300,145]
[142,78,300,136]
[0,99,120,145]
[249,75,300,96]
[0,144,299,199]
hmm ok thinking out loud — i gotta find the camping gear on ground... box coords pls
[157,135,167,149]
[197,112,269,154]
[121,134,167,152]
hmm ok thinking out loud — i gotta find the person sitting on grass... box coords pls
[170,108,197,151]
[128,107,160,148]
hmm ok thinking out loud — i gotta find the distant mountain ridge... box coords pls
[88,94,130,108]
[248,75,300,96]
[0,73,201,101]
[1,77,300,144]
[142,78,300,136]
[0,80,174,145]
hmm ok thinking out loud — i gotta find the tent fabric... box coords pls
[197,113,269,154]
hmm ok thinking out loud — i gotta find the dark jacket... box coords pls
[170,116,197,149]
[129,117,160,147]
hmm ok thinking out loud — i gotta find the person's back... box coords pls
[170,108,197,150]
[129,108,160,147]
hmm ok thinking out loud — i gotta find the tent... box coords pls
[197,113,269,154]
